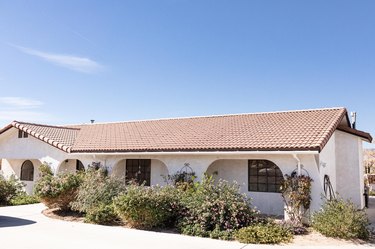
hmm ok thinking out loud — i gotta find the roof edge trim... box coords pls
[13,122,72,153]
[71,150,320,156]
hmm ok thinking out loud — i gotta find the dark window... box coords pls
[20,160,34,181]
[18,130,28,138]
[76,160,85,171]
[126,159,151,186]
[248,160,283,193]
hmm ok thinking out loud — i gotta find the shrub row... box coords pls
[33,166,371,243]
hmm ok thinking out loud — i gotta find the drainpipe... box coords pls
[293,154,301,176]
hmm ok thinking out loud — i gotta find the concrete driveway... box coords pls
[0,204,373,249]
[366,196,375,230]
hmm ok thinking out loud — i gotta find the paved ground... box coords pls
[0,203,374,249]
[366,196,375,230]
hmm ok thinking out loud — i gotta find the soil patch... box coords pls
[42,208,85,223]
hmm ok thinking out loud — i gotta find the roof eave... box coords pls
[70,149,320,156]
[336,126,373,143]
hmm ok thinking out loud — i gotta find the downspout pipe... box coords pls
[293,154,301,176]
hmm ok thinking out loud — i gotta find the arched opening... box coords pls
[20,160,34,181]
[112,159,168,186]
[58,159,86,173]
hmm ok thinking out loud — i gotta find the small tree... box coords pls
[280,174,313,226]
[364,150,375,174]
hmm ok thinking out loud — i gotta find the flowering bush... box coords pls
[178,176,257,240]
[34,169,82,211]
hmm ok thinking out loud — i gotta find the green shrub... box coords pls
[0,175,25,205]
[71,168,125,224]
[34,171,82,211]
[312,198,369,240]
[85,203,118,225]
[235,221,293,244]
[38,163,53,177]
[114,184,180,229]
[178,176,256,240]
[71,168,125,213]
[9,194,39,206]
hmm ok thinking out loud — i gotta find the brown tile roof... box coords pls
[0,107,372,153]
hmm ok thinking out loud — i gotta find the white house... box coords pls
[0,107,372,216]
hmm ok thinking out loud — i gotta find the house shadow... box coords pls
[0,216,36,227]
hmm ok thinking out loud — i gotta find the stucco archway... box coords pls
[112,159,169,186]
[57,159,86,174]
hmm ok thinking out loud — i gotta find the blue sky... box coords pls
[0,1,374,147]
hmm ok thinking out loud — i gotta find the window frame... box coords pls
[125,159,151,186]
[248,160,283,193]
[20,160,34,181]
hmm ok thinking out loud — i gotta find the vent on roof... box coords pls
[350,112,357,129]
[90,120,95,124]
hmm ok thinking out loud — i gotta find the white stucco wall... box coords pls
[319,132,337,195]
[335,130,364,208]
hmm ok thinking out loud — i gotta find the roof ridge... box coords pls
[66,107,346,126]
[13,121,80,130]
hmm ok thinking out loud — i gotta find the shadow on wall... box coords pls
[0,216,36,227]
